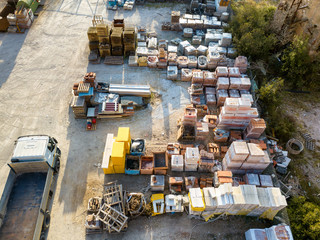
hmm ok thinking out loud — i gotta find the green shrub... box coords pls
[226,0,277,60]
[288,196,320,239]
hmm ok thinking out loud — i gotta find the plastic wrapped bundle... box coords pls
[203,71,217,86]
[192,71,204,84]
[240,77,251,90]
[181,68,193,81]
[197,45,208,56]
[136,47,148,56]
[148,37,157,49]
[234,56,248,73]
[205,33,215,45]
[216,89,229,106]
[216,66,229,77]
[185,45,197,56]
[229,77,241,89]
[229,89,240,98]
[217,77,229,90]
[219,33,232,47]
[227,47,237,58]
[168,45,178,53]
[192,35,202,45]
[178,40,191,54]
[198,55,208,69]
[177,56,188,69]
[205,87,216,95]
[188,56,198,68]
[183,28,193,38]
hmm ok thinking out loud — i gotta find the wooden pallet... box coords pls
[96,203,128,233]
[104,56,124,65]
[77,83,91,93]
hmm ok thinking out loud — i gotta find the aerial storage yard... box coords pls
[2,0,317,239]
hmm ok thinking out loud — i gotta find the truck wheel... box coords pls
[54,159,60,174]
[40,233,46,240]
[43,211,50,230]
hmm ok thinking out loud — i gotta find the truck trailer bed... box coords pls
[0,173,46,240]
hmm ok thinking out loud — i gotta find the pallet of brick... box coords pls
[185,46,197,56]
[147,56,158,68]
[229,89,240,98]
[234,56,248,73]
[192,70,204,84]
[169,177,184,193]
[196,122,210,141]
[217,77,229,90]
[71,96,87,119]
[240,77,251,90]
[198,55,208,69]
[207,51,220,69]
[244,118,266,139]
[167,66,178,80]
[207,142,220,157]
[128,56,138,66]
[185,177,199,191]
[188,56,198,68]
[215,66,228,77]
[168,53,177,66]
[182,107,197,125]
[216,89,228,106]
[181,68,192,81]
[228,67,241,77]
[171,11,180,23]
[229,130,242,141]
[183,28,193,38]
[192,35,202,45]
[229,77,241,89]
[177,56,188,69]
[213,171,233,187]
[241,93,253,104]
[203,72,217,86]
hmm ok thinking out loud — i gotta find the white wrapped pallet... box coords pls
[183,28,193,38]
[245,229,267,240]
[228,67,241,77]
[171,155,184,171]
[178,40,191,54]
[219,33,232,47]
[228,141,249,161]
[205,33,215,45]
[185,147,200,164]
[247,143,265,162]
[265,224,293,240]
[167,66,178,80]
[240,77,251,90]
[185,45,197,56]
[148,37,157,49]
[197,45,208,56]
[192,35,202,45]
[168,45,178,53]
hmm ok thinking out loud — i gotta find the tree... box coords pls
[281,35,320,89]
[287,196,320,239]
[226,0,277,60]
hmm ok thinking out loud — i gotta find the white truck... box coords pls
[0,135,61,240]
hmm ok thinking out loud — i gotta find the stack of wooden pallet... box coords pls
[111,27,123,56]
[123,26,136,55]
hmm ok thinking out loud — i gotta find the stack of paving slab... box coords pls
[222,141,271,173]
[217,97,259,129]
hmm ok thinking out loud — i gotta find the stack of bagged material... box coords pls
[168,53,178,66]
[171,155,184,171]
[188,56,198,68]
[217,97,259,129]
[185,147,199,171]
[123,26,136,55]
[235,56,248,73]
[189,188,205,216]
[244,118,266,139]
[196,122,210,141]
[198,55,208,69]
[203,71,217,86]
[222,141,271,173]
[177,56,188,69]
[96,22,110,57]
[181,68,193,81]
[167,66,178,80]
[111,27,123,56]
[216,89,229,106]
[205,87,216,106]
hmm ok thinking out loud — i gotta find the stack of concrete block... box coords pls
[185,147,200,171]
[217,97,259,129]
[240,77,251,90]
[192,70,204,84]
[244,118,266,139]
[229,89,241,98]
[217,77,229,90]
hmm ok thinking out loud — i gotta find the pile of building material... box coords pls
[217,97,259,129]
[244,118,266,139]
[222,141,271,173]
[245,224,294,240]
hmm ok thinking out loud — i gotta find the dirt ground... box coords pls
[0,1,271,239]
